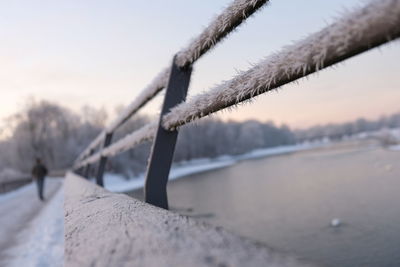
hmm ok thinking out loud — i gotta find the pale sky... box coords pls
[1,0,399,130]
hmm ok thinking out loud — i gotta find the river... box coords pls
[128,140,400,267]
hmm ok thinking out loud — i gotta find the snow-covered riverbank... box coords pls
[104,142,325,193]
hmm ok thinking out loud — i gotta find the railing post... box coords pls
[83,149,94,179]
[96,133,113,187]
[83,164,90,179]
[76,167,84,176]
[144,56,192,209]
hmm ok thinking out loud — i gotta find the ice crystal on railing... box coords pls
[163,0,400,130]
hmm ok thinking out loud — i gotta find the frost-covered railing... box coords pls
[73,0,268,165]
[73,0,400,209]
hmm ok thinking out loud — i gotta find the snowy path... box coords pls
[0,178,63,266]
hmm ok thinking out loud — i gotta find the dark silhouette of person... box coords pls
[31,158,48,201]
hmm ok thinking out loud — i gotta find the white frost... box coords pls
[76,122,157,168]
[74,0,268,166]
[75,0,400,169]
[163,0,400,130]
[175,0,268,67]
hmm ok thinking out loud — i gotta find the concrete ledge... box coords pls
[65,172,314,267]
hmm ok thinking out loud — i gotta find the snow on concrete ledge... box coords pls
[65,172,315,267]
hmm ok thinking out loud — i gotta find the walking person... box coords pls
[32,158,48,201]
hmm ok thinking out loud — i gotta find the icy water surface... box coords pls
[130,141,400,267]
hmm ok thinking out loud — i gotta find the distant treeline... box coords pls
[295,113,400,141]
[0,100,399,177]
[88,108,296,177]
[0,101,106,174]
